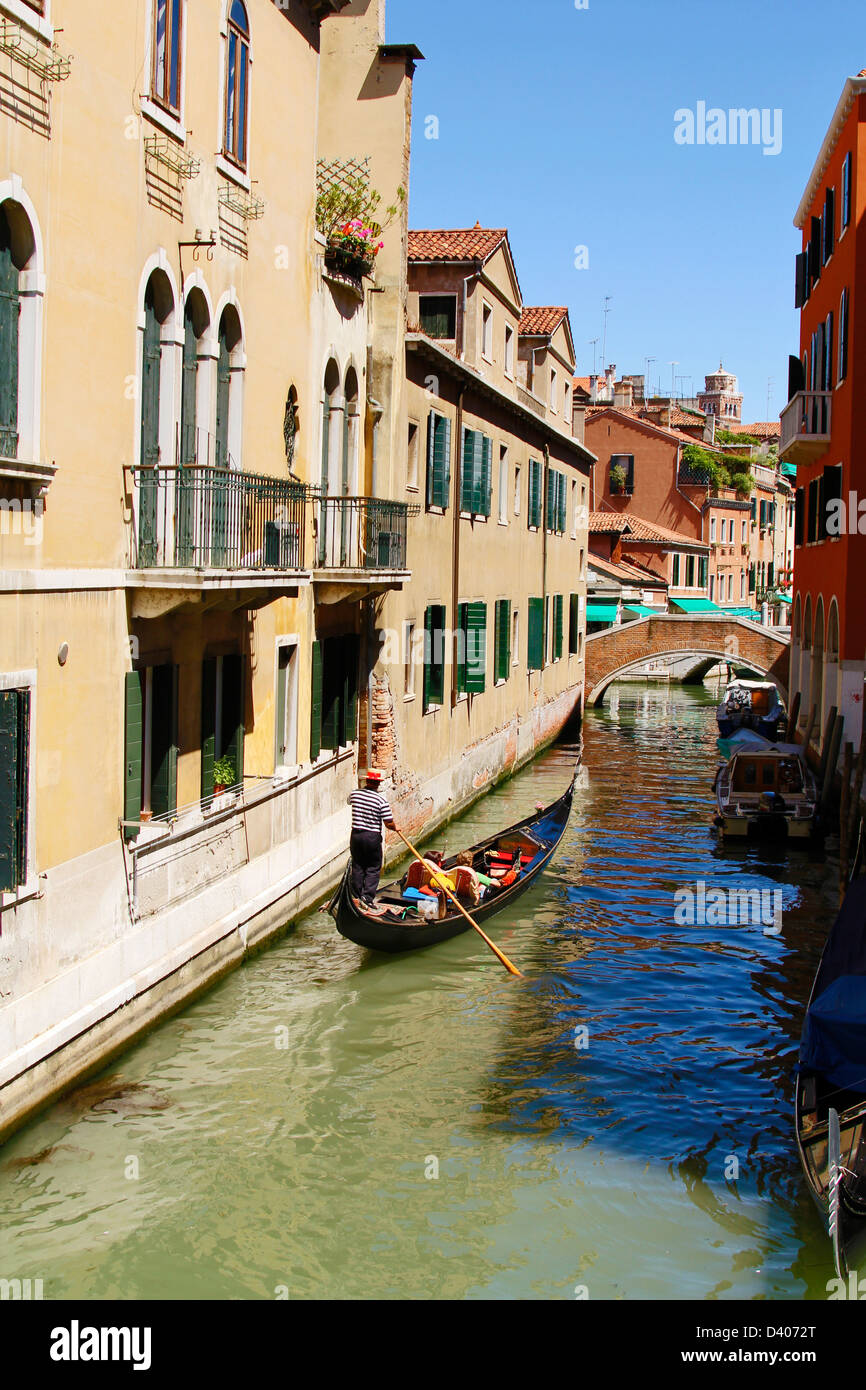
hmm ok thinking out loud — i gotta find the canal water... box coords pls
[0,682,843,1300]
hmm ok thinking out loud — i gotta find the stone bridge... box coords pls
[585,613,790,706]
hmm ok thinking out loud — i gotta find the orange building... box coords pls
[781,72,866,746]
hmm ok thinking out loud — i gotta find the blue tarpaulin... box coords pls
[801,976,866,1093]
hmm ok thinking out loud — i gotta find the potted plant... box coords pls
[609,461,627,494]
[325,218,384,280]
[213,756,236,796]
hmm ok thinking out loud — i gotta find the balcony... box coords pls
[127,464,310,617]
[780,391,832,465]
[312,494,414,604]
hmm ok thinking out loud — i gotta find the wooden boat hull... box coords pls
[795,1075,866,1278]
[329,772,576,954]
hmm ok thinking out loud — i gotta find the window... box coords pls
[512,607,519,666]
[504,324,514,377]
[420,295,456,340]
[710,516,716,543]
[807,476,821,543]
[571,480,578,538]
[810,214,822,287]
[698,556,708,589]
[498,445,508,522]
[527,458,542,528]
[494,600,511,682]
[552,594,564,661]
[795,487,804,545]
[823,463,843,537]
[741,520,747,544]
[201,654,243,797]
[671,553,681,587]
[839,289,849,382]
[527,598,544,672]
[456,603,486,695]
[546,469,567,533]
[514,463,521,516]
[310,636,359,757]
[727,573,733,601]
[422,605,446,712]
[686,555,696,587]
[824,311,834,390]
[842,152,852,230]
[425,411,451,510]
[0,206,19,460]
[123,663,179,831]
[403,622,416,700]
[579,547,586,579]
[407,421,419,491]
[564,382,571,420]
[481,302,493,360]
[709,573,715,602]
[568,594,581,655]
[0,686,30,890]
[275,641,298,769]
[550,369,557,410]
[823,186,835,263]
[609,453,634,494]
[152,0,183,115]
[461,428,492,516]
[740,570,746,600]
[223,0,250,169]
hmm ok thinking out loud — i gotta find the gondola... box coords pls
[796,873,866,1278]
[328,766,577,954]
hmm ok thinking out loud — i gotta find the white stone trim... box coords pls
[141,0,189,141]
[0,0,53,43]
[0,176,45,467]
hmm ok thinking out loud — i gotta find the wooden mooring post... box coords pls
[840,741,853,901]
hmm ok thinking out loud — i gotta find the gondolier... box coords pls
[347,769,397,905]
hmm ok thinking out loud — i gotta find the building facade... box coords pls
[781,72,865,749]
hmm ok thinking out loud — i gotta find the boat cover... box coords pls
[800,878,866,1094]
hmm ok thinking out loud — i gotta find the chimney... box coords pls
[589,374,598,403]
[606,363,616,396]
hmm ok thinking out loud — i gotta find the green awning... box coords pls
[622,604,657,617]
[670,598,722,613]
[586,602,619,623]
[721,606,762,621]
[777,593,792,604]
[780,461,797,479]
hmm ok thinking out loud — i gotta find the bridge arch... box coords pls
[584,614,790,707]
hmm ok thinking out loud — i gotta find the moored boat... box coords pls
[713,741,818,839]
[796,876,866,1278]
[716,679,786,741]
[328,768,576,953]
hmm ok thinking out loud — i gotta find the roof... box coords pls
[721,421,781,438]
[408,227,507,264]
[584,405,710,450]
[519,306,568,336]
[590,510,707,550]
[573,376,593,393]
[795,75,866,229]
[642,405,707,428]
[587,551,667,587]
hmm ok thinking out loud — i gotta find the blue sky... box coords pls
[386,0,866,422]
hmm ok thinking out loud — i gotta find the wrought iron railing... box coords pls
[130,465,306,571]
[313,495,411,571]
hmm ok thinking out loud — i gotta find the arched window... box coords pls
[343,366,360,496]
[223,1,250,170]
[180,288,209,467]
[827,599,840,662]
[138,268,175,564]
[792,593,802,645]
[152,0,184,116]
[0,207,20,459]
[803,595,813,651]
[215,305,243,470]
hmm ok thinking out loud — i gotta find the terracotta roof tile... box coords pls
[590,510,706,549]
[519,306,568,336]
[586,552,668,586]
[408,228,508,264]
[724,421,781,437]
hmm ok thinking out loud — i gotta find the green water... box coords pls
[0,683,844,1299]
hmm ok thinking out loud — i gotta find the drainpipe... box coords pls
[451,382,467,708]
[367,395,383,497]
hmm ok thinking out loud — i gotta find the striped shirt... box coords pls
[348,788,394,832]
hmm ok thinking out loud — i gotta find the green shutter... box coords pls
[201,657,217,798]
[310,641,323,760]
[321,637,341,750]
[553,594,564,660]
[480,435,492,517]
[569,593,580,654]
[123,672,143,841]
[425,411,436,507]
[150,664,178,816]
[0,210,19,460]
[465,602,486,694]
[0,689,20,887]
[546,469,555,532]
[461,429,475,512]
[528,598,544,671]
[558,473,567,533]
[222,654,245,786]
[456,603,468,694]
[495,599,511,682]
[439,416,451,507]
[528,460,542,529]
